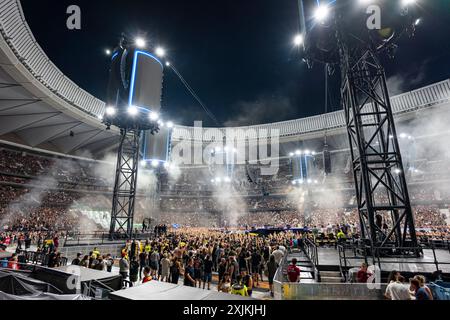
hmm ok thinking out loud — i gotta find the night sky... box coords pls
[21,0,450,127]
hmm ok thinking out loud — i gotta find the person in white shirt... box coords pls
[385,271,411,300]
[272,246,284,265]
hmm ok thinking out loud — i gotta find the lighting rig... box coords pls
[296,0,422,257]
[103,33,169,239]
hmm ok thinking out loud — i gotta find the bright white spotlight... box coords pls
[307,179,312,184]
[166,121,174,128]
[399,133,407,139]
[292,181,297,185]
[314,5,330,22]
[211,179,215,183]
[299,180,304,184]
[151,160,159,168]
[215,147,222,153]
[224,177,231,183]
[289,152,294,157]
[158,120,164,127]
[105,106,116,116]
[314,180,318,184]
[402,0,416,6]
[394,169,401,174]
[128,105,138,116]
[312,151,316,156]
[97,114,103,120]
[155,47,165,57]
[149,112,159,121]
[140,160,147,166]
[295,150,302,155]
[293,34,304,46]
[304,150,311,155]
[135,38,146,48]
[163,162,170,169]
[165,61,171,67]
[105,49,111,55]
[215,177,222,183]
[415,18,421,26]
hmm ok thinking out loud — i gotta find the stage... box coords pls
[317,247,450,273]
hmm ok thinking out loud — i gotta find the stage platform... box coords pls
[317,247,450,273]
[109,280,254,300]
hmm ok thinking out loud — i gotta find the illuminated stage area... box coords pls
[1,0,450,306]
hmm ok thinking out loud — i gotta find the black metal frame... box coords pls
[340,47,418,253]
[109,129,141,239]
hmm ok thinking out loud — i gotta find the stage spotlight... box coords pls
[307,179,312,184]
[165,62,171,67]
[211,179,215,183]
[149,111,159,121]
[292,181,297,185]
[166,121,174,128]
[289,152,294,157]
[128,105,138,116]
[140,160,147,166]
[158,120,164,127]
[293,34,304,46]
[151,160,159,168]
[215,177,222,183]
[295,150,302,155]
[314,5,330,22]
[105,106,116,116]
[224,177,231,183]
[215,147,222,153]
[105,49,111,55]
[135,37,146,48]
[402,0,416,6]
[155,47,165,57]
[304,150,311,155]
[415,18,421,26]
[97,114,103,120]
[163,162,170,169]
[399,133,407,139]
[312,151,316,156]
[394,169,401,174]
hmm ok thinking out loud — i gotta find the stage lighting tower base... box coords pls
[109,129,141,239]
[340,47,419,258]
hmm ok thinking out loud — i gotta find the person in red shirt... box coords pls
[142,266,153,283]
[8,253,19,270]
[287,258,300,283]
[356,262,372,283]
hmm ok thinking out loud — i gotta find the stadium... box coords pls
[1,0,450,304]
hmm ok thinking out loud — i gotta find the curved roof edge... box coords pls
[172,79,450,142]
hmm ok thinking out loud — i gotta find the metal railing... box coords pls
[338,242,450,282]
[303,237,319,281]
[62,231,155,247]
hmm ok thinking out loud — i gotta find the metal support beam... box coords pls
[109,129,141,239]
[340,48,418,255]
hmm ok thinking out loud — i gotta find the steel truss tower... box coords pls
[340,47,419,254]
[109,129,141,238]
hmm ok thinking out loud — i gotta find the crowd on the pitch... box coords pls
[116,230,296,297]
